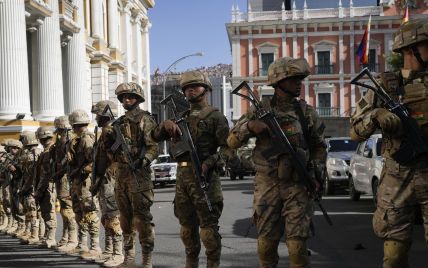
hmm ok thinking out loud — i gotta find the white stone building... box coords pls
[0,0,154,139]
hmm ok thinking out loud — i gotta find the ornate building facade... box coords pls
[226,0,427,121]
[0,0,154,139]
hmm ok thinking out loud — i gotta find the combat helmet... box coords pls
[36,127,54,140]
[69,109,91,126]
[91,100,118,117]
[180,70,213,92]
[7,139,23,149]
[393,17,428,52]
[115,82,145,103]
[20,131,39,146]
[267,57,310,86]
[54,116,71,130]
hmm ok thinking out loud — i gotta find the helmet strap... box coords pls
[188,88,207,103]
[411,46,428,70]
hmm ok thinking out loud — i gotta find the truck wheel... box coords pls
[324,175,334,195]
[372,178,379,206]
[349,176,361,201]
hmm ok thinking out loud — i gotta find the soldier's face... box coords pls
[183,85,206,103]
[39,138,51,147]
[9,147,19,155]
[121,94,138,110]
[278,77,304,97]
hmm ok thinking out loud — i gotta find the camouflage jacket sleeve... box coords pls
[203,111,235,170]
[349,90,379,142]
[96,125,114,176]
[35,148,51,194]
[151,121,171,142]
[306,105,327,164]
[80,132,95,174]
[141,114,159,164]
[227,109,256,150]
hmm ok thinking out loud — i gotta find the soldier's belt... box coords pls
[178,162,192,167]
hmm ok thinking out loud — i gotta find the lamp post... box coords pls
[162,52,203,154]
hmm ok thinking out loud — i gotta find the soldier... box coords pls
[350,18,428,268]
[90,100,124,267]
[0,145,6,230]
[50,116,78,252]
[152,71,235,268]
[18,131,42,244]
[67,109,101,259]
[96,82,158,268]
[34,127,57,248]
[5,139,25,236]
[227,57,327,268]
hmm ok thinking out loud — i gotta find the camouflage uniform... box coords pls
[18,132,42,244]
[0,141,12,232]
[0,145,6,229]
[152,71,235,268]
[67,109,101,258]
[50,116,78,252]
[34,127,57,248]
[96,82,158,268]
[228,57,327,268]
[350,18,428,268]
[91,100,124,266]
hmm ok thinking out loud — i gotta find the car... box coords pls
[348,134,383,203]
[150,154,177,187]
[324,137,359,195]
[228,138,256,180]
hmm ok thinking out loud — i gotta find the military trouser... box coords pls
[373,158,428,268]
[253,173,314,268]
[114,163,154,255]
[2,185,11,216]
[39,183,57,235]
[71,176,100,245]
[56,175,76,246]
[11,183,25,224]
[174,166,223,264]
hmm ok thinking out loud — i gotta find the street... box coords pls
[0,177,426,267]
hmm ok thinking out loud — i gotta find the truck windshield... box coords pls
[328,139,359,152]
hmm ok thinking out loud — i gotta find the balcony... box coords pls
[316,107,340,117]
[58,0,79,37]
[361,63,379,73]
[25,0,53,30]
[315,65,334,75]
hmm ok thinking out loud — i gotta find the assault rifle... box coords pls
[104,105,144,188]
[161,94,213,212]
[232,81,332,225]
[350,67,428,165]
[90,126,102,196]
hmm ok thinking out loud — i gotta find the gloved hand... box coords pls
[372,108,401,133]
[247,120,268,134]
[163,120,182,138]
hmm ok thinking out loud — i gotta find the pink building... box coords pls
[226,0,428,120]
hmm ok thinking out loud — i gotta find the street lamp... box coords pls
[162,52,203,154]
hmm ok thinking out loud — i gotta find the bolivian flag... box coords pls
[402,4,409,24]
[356,16,371,65]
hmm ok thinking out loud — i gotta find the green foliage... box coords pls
[385,53,404,72]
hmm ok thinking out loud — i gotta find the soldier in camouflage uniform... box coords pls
[34,127,57,248]
[50,116,78,252]
[0,145,6,230]
[90,100,124,267]
[5,139,25,236]
[228,57,327,268]
[152,71,236,268]
[96,82,158,268]
[350,18,428,268]
[67,109,101,259]
[0,140,16,233]
[18,132,42,244]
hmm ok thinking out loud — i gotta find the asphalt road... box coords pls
[0,177,426,267]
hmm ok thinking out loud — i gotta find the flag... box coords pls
[356,15,371,65]
[402,3,409,24]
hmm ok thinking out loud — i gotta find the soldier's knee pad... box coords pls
[106,216,122,236]
[257,237,279,265]
[286,238,309,268]
[383,240,410,268]
[84,211,99,223]
[200,227,221,251]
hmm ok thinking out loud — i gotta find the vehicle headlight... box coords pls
[170,166,177,175]
[327,158,347,166]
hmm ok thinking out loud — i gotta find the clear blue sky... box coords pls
[148,0,376,74]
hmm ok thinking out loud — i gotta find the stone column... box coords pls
[0,0,32,120]
[32,0,65,121]
[91,0,102,39]
[122,4,133,81]
[108,0,118,49]
[62,0,90,115]
[141,21,152,112]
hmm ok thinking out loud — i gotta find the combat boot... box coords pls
[55,226,68,249]
[20,220,32,241]
[40,227,57,248]
[68,232,89,256]
[142,251,152,268]
[6,219,18,235]
[185,257,199,268]
[103,235,124,267]
[117,248,136,268]
[58,225,78,252]
[0,214,8,231]
[13,221,26,238]
[80,236,102,261]
[94,234,113,264]
[286,239,309,268]
[25,220,40,245]
[383,240,410,268]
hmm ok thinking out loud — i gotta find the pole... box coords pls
[162,52,203,154]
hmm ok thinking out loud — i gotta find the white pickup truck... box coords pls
[150,154,177,187]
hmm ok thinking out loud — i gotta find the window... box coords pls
[365,138,374,152]
[328,139,359,152]
[260,53,274,76]
[317,93,331,116]
[376,138,383,156]
[316,51,332,74]
[368,49,377,72]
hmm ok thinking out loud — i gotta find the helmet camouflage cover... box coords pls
[115,82,145,103]
[7,139,23,149]
[69,109,91,125]
[393,17,428,52]
[54,115,71,130]
[267,57,310,86]
[91,100,118,117]
[36,126,54,140]
[180,70,213,92]
[20,131,39,146]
